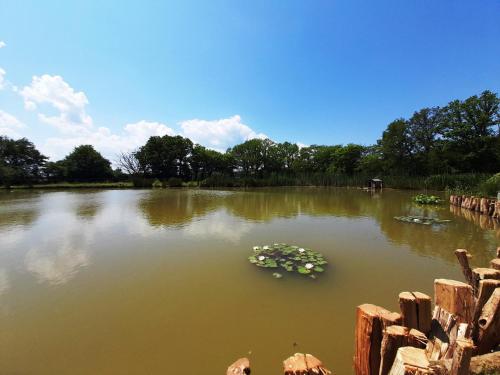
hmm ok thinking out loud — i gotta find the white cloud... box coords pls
[0,109,26,138]
[0,67,5,90]
[180,115,267,151]
[0,41,6,49]
[20,74,92,133]
[43,120,175,161]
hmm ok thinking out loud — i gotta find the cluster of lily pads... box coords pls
[394,215,451,225]
[248,243,327,279]
[413,194,442,205]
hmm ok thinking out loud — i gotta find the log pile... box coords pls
[449,194,500,220]
[353,248,500,375]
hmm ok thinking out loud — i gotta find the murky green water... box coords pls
[0,188,498,374]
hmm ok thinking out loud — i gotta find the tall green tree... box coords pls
[62,145,113,181]
[136,135,193,179]
[0,136,47,186]
[378,119,414,174]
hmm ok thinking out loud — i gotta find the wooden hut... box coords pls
[367,178,383,190]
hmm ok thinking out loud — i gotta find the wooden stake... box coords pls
[388,347,429,375]
[476,288,500,354]
[434,279,474,324]
[227,358,250,375]
[412,292,432,335]
[454,249,474,288]
[380,326,407,375]
[450,338,473,375]
[399,292,418,329]
[471,279,500,342]
[354,304,399,375]
[490,258,500,270]
[472,268,500,296]
[283,353,331,375]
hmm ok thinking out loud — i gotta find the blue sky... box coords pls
[1,0,499,161]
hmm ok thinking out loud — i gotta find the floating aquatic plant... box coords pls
[413,194,442,205]
[248,243,327,279]
[394,215,451,225]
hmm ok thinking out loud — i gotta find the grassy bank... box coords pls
[3,173,498,196]
[3,181,134,189]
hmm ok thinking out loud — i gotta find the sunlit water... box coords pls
[0,188,498,374]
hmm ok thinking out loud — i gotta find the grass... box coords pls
[3,181,134,189]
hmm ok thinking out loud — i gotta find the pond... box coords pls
[0,187,498,374]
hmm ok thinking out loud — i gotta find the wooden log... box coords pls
[426,306,467,361]
[471,279,500,342]
[469,351,500,374]
[354,304,400,375]
[493,201,500,219]
[380,326,408,375]
[227,358,250,375]
[497,247,500,258]
[407,329,428,349]
[490,258,500,270]
[428,350,500,374]
[450,338,473,375]
[412,292,432,335]
[388,347,430,375]
[434,279,474,324]
[472,268,500,295]
[399,292,418,330]
[379,326,427,375]
[454,249,474,288]
[479,198,489,214]
[283,353,331,375]
[476,288,500,354]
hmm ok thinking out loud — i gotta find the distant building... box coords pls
[367,178,383,189]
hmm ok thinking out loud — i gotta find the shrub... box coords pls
[152,179,163,188]
[167,177,183,187]
[479,173,500,197]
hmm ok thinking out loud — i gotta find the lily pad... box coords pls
[394,215,451,225]
[249,243,328,279]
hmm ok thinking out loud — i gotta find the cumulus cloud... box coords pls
[180,115,267,151]
[17,75,175,160]
[0,41,6,49]
[43,120,175,161]
[20,75,92,133]
[16,75,268,159]
[0,110,26,138]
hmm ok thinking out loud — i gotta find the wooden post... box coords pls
[380,326,407,375]
[283,353,331,375]
[354,304,400,375]
[454,249,474,288]
[413,292,432,335]
[450,338,473,375]
[471,279,500,341]
[227,358,250,375]
[398,292,418,329]
[476,288,500,354]
[434,279,474,324]
[490,258,500,270]
[472,268,500,295]
[388,347,429,375]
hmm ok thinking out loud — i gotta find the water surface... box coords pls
[0,188,498,374]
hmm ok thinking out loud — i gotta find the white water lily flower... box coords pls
[305,263,314,269]
[253,246,260,250]
[258,256,266,261]
[298,248,305,253]
[263,246,270,250]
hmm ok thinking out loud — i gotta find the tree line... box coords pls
[1,90,499,188]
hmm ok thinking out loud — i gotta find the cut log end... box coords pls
[283,353,332,375]
[227,358,250,375]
